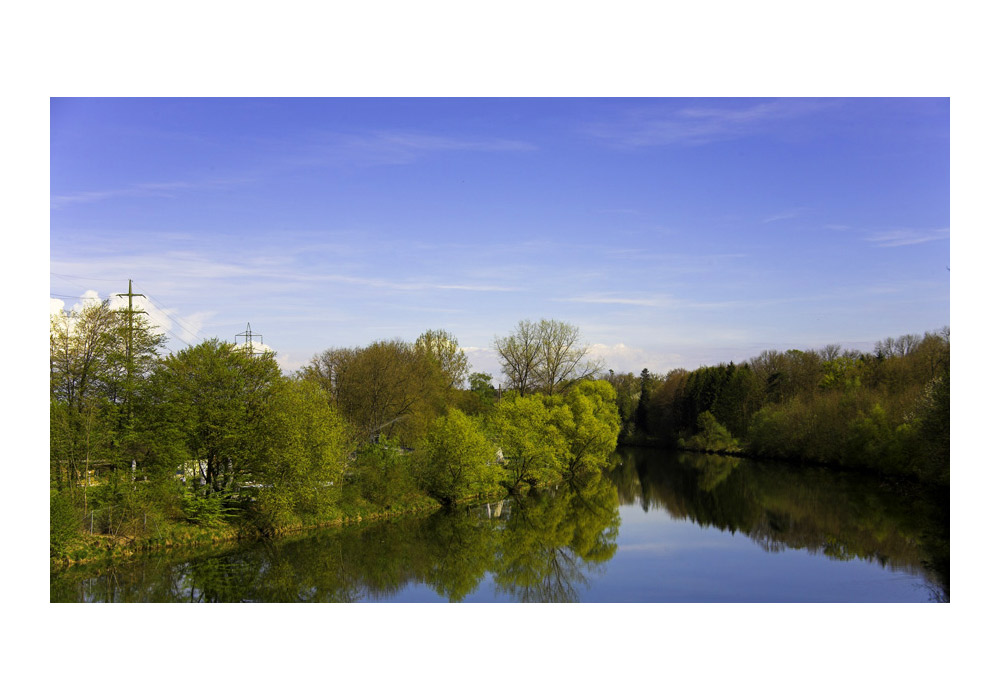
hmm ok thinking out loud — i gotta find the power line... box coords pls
[50,292,103,300]
[163,328,194,348]
[50,272,126,283]
[131,282,205,342]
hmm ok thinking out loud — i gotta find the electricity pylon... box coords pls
[235,322,264,356]
[115,279,147,415]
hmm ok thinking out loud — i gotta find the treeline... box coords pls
[50,305,619,558]
[607,329,949,484]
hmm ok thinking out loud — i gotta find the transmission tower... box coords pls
[235,322,264,356]
[115,279,147,414]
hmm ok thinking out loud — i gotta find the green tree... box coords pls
[547,380,620,479]
[488,393,569,489]
[416,408,501,504]
[303,339,442,446]
[160,339,281,494]
[635,368,651,435]
[460,372,497,415]
[680,411,740,453]
[414,329,469,390]
[249,377,351,529]
[50,297,166,493]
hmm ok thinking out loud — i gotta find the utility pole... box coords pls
[115,279,147,415]
[115,279,147,482]
[235,322,264,356]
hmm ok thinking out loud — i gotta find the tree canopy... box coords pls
[495,319,602,395]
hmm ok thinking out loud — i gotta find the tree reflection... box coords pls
[52,476,622,603]
[611,446,949,601]
[51,448,947,602]
[492,477,620,602]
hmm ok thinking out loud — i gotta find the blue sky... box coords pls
[50,97,950,378]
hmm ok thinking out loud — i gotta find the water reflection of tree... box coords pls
[612,447,949,600]
[492,477,620,603]
[53,475,623,603]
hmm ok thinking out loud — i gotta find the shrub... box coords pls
[352,438,416,508]
[50,489,81,556]
[681,411,741,452]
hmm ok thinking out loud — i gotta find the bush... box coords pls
[181,490,235,526]
[50,489,81,556]
[680,411,741,452]
[351,438,416,508]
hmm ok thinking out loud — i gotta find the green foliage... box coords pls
[488,393,569,489]
[302,338,446,447]
[680,411,741,453]
[160,339,282,493]
[910,371,949,483]
[50,297,168,489]
[462,372,497,414]
[635,368,651,434]
[819,356,863,392]
[351,438,416,508]
[181,491,234,526]
[50,489,82,556]
[255,377,349,517]
[603,370,642,438]
[844,404,911,472]
[642,329,948,482]
[416,408,501,504]
[415,329,470,390]
[548,380,621,478]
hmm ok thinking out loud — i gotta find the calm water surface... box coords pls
[50,448,949,602]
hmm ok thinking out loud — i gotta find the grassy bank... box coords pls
[50,480,539,570]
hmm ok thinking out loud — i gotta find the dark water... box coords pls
[50,448,949,602]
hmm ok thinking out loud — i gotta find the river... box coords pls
[50,447,949,602]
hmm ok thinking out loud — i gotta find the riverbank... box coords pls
[50,480,551,570]
[50,494,445,569]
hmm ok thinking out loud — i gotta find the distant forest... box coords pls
[605,328,949,485]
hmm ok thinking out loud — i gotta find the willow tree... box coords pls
[487,393,569,489]
[416,408,500,505]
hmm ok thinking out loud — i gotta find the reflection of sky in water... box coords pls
[360,500,936,603]
[582,502,934,603]
[53,449,946,603]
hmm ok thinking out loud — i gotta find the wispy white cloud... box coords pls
[292,271,521,293]
[763,207,806,224]
[283,129,536,168]
[582,99,834,148]
[556,294,667,307]
[865,228,950,247]
[589,342,685,373]
[51,177,250,209]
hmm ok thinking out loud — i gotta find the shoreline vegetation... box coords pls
[50,309,948,569]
